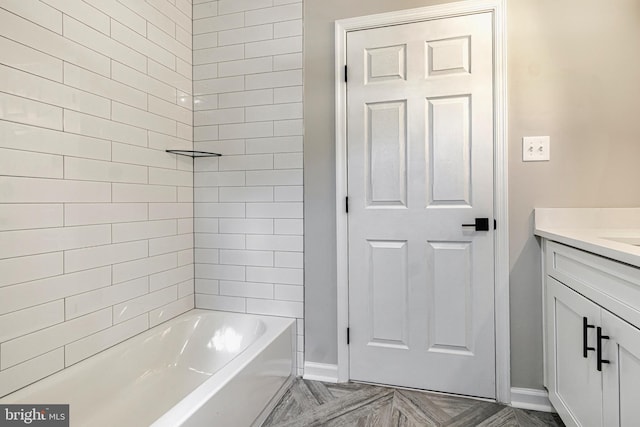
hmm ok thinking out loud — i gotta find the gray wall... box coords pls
[304,0,640,389]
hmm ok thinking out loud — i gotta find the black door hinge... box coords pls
[344,65,348,83]
[345,196,349,213]
[494,219,497,230]
[347,327,350,345]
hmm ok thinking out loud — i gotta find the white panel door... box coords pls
[346,13,496,398]
[602,309,640,427]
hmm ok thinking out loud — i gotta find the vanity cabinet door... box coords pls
[601,309,640,427]
[547,277,603,427]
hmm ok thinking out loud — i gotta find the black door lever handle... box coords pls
[461,218,490,231]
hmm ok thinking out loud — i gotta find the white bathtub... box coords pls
[0,310,296,427]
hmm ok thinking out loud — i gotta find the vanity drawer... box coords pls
[545,240,640,329]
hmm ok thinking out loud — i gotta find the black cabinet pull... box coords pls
[596,327,610,371]
[583,317,595,358]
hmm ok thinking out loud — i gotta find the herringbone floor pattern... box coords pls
[262,379,564,427]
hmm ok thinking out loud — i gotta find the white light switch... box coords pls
[522,136,550,162]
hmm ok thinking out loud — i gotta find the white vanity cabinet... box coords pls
[543,240,640,427]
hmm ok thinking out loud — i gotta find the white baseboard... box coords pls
[302,362,339,383]
[510,387,555,413]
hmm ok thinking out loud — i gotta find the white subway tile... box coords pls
[194,94,219,111]
[147,0,191,32]
[0,92,62,130]
[178,249,194,266]
[274,219,303,235]
[149,132,192,151]
[112,102,176,136]
[42,0,110,34]
[0,267,111,315]
[219,24,273,47]
[194,45,244,66]
[149,203,193,220]
[177,123,193,141]
[196,264,245,281]
[112,219,176,243]
[274,153,303,170]
[274,185,303,201]
[177,280,194,298]
[246,298,302,318]
[194,63,218,80]
[245,36,302,59]
[65,203,147,226]
[63,63,147,110]
[113,286,177,324]
[111,21,175,69]
[65,158,148,184]
[0,301,64,343]
[219,0,271,14]
[193,13,244,34]
[1,308,111,369]
[0,36,62,82]
[65,314,148,366]
[0,148,62,179]
[112,62,176,103]
[178,187,194,204]
[65,241,148,274]
[176,0,193,17]
[274,86,303,103]
[195,279,219,294]
[220,250,273,267]
[274,119,303,136]
[149,95,192,126]
[246,234,302,251]
[118,0,176,36]
[219,187,273,202]
[0,204,62,232]
[220,58,272,78]
[195,171,245,187]
[177,218,194,234]
[218,219,273,234]
[194,125,219,141]
[196,233,245,249]
[83,0,147,35]
[219,281,273,299]
[150,265,193,292]
[194,108,244,126]
[195,248,219,263]
[246,103,302,122]
[195,140,246,156]
[275,284,303,301]
[150,234,193,256]
[195,203,245,218]
[245,69,302,90]
[0,177,110,203]
[176,24,192,49]
[63,16,146,73]
[64,110,147,147]
[194,76,244,95]
[219,154,273,171]
[0,349,63,398]
[195,294,245,312]
[0,225,110,260]
[246,266,302,285]
[150,295,193,327]
[0,121,110,161]
[1,0,62,33]
[273,52,303,71]
[65,277,149,320]
[274,0,302,4]
[218,89,273,108]
[245,136,303,154]
[0,9,109,77]
[219,122,273,140]
[148,24,191,64]
[194,218,219,233]
[246,169,302,186]
[193,33,219,50]
[275,251,303,268]
[149,168,193,187]
[112,252,177,284]
[193,1,218,19]
[112,183,176,203]
[112,143,177,169]
[149,60,192,95]
[194,187,219,202]
[245,4,302,26]
[274,20,302,38]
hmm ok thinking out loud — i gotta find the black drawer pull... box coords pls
[596,327,610,371]
[583,317,595,358]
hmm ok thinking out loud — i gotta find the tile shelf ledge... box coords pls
[165,150,222,157]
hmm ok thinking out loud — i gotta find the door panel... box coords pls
[347,13,495,398]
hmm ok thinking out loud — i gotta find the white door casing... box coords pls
[335,0,508,402]
[346,12,495,398]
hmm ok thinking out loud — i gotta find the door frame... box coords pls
[334,0,509,403]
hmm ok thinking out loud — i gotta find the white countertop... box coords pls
[534,208,640,268]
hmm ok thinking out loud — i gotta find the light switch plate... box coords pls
[522,136,550,162]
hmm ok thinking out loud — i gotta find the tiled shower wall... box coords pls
[0,0,194,396]
[191,0,304,373]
